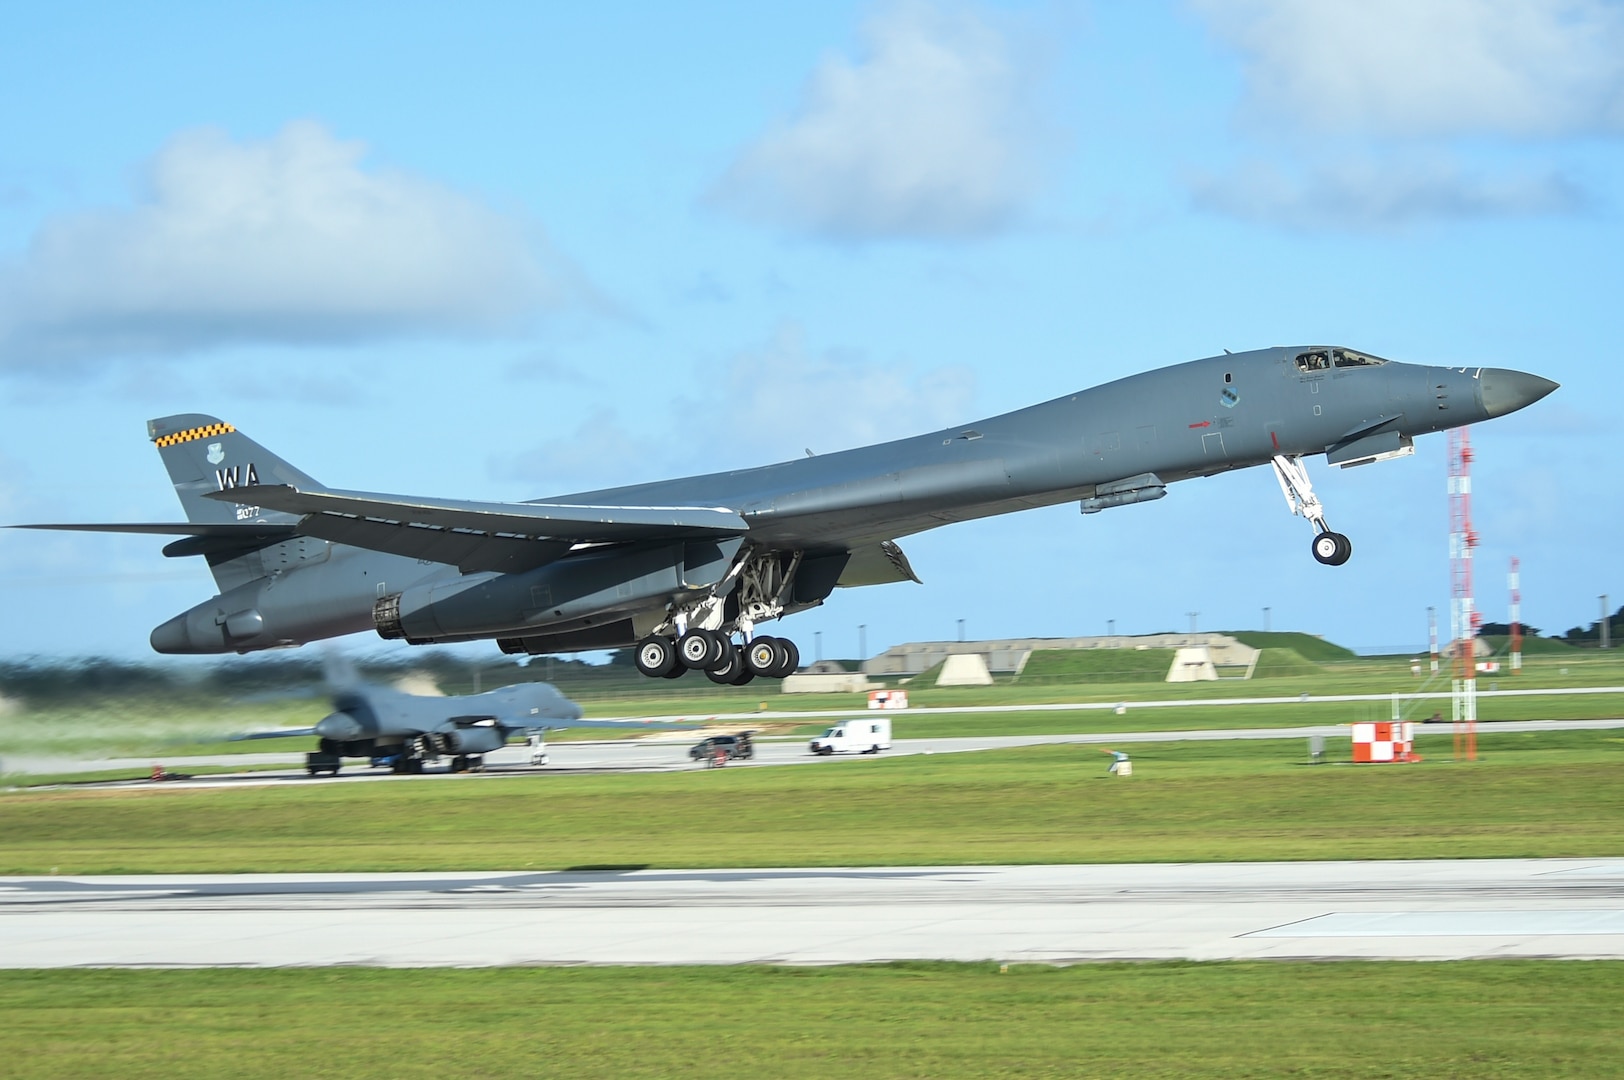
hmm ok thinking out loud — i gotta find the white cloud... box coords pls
[491,410,658,495]
[494,323,977,494]
[717,322,976,456]
[710,0,1050,239]
[1191,0,1624,138]
[1189,157,1586,228]
[0,122,589,372]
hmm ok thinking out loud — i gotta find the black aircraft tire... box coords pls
[705,642,744,685]
[679,630,721,670]
[635,635,678,677]
[772,638,801,678]
[1332,533,1353,565]
[662,662,688,679]
[1312,532,1341,565]
[745,638,782,677]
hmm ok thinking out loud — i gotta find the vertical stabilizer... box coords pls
[147,414,328,593]
[148,414,321,525]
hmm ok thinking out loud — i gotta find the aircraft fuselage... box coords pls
[129,346,1553,656]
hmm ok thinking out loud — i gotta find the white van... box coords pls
[809,717,892,755]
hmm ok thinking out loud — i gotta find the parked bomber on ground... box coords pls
[236,663,593,775]
[15,347,1555,681]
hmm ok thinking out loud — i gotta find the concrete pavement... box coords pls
[4,859,1623,967]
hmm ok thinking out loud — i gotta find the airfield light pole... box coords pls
[1509,558,1522,674]
[1448,426,1478,761]
[815,631,822,663]
[958,618,965,643]
[1263,607,1271,633]
[1187,611,1199,639]
[1107,619,1115,639]
[1428,606,1439,674]
[859,624,867,663]
[1602,595,1612,650]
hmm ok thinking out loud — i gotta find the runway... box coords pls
[19,717,1624,786]
[5,859,1623,967]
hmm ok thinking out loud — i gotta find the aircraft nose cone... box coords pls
[1479,368,1559,419]
[314,711,364,740]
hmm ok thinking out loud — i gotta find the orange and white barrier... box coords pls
[867,690,909,710]
[1352,721,1416,763]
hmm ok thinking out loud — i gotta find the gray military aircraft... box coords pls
[16,347,1555,682]
[237,664,589,775]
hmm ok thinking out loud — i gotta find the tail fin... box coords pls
[148,414,321,525]
[320,646,362,694]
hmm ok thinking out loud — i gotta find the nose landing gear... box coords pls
[1311,529,1353,566]
[1273,454,1352,566]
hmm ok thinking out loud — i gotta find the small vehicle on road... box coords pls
[689,732,755,766]
[809,718,891,756]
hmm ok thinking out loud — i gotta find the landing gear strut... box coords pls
[633,547,815,682]
[1272,454,1352,566]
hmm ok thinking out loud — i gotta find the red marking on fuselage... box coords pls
[1271,431,1280,449]
[1189,421,1211,429]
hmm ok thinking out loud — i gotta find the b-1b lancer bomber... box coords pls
[16,347,1555,682]
[237,666,588,776]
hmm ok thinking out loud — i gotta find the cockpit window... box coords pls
[1294,350,1331,372]
[1333,349,1388,368]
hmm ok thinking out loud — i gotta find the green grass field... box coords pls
[1228,631,1359,661]
[4,962,1621,1079]
[6,650,1624,1079]
[5,646,1623,767]
[5,729,1622,874]
[1017,647,1178,682]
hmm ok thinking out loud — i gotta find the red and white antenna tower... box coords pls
[1448,427,1478,760]
[1509,557,1522,675]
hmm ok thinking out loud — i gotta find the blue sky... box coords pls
[1,0,1619,663]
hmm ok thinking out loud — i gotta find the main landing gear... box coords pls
[1272,454,1352,566]
[634,631,800,683]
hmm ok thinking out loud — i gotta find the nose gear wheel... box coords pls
[1273,454,1353,566]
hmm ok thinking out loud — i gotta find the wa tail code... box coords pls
[215,463,259,490]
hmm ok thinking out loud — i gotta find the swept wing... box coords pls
[206,485,748,574]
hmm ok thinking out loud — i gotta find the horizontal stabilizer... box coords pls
[10,521,302,559]
[205,485,748,574]
[10,522,297,538]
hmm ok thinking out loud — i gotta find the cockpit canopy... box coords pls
[1294,347,1389,372]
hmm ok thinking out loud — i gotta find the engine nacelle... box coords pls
[150,581,274,654]
[442,724,507,755]
[375,538,742,645]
